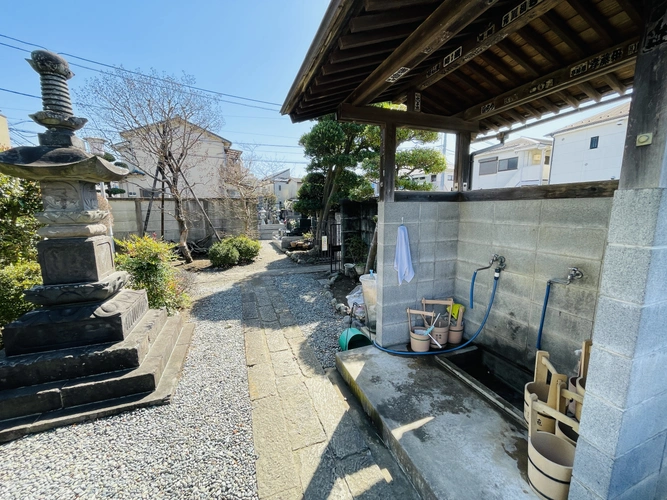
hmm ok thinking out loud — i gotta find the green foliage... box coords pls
[106,187,126,197]
[293,173,325,217]
[115,235,189,313]
[0,174,42,266]
[208,242,239,268]
[346,236,368,265]
[302,230,313,241]
[348,178,375,202]
[0,261,41,329]
[209,236,260,267]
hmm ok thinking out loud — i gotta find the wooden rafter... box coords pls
[518,25,561,66]
[448,72,487,98]
[336,103,479,133]
[308,80,358,96]
[338,24,416,50]
[556,91,580,108]
[391,0,562,98]
[438,80,475,105]
[603,73,627,94]
[350,6,433,32]
[497,41,541,78]
[614,0,642,27]
[329,42,396,63]
[346,0,497,106]
[460,38,638,121]
[567,0,617,45]
[478,51,522,86]
[322,55,385,76]
[465,62,506,94]
[523,103,543,119]
[536,97,560,114]
[579,81,602,102]
[541,11,586,59]
[505,108,527,124]
[364,0,440,12]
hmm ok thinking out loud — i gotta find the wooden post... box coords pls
[380,122,397,202]
[620,1,667,189]
[455,132,472,191]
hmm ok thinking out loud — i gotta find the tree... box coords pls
[0,173,42,266]
[78,68,223,262]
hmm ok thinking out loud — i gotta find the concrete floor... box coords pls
[336,346,538,500]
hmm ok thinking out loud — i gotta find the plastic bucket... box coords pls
[528,432,575,500]
[410,329,430,352]
[338,328,372,351]
[524,382,556,433]
[343,263,355,277]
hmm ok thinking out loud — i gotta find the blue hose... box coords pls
[373,275,499,357]
[469,270,478,309]
[536,281,552,350]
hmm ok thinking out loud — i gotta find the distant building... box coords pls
[548,102,630,184]
[471,137,553,190]
[261,168,302,215]
[407,168,455,191]
[0,114,10,150]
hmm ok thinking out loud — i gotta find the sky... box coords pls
[0,0,630,177]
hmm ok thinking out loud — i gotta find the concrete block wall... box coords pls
[455,197,612,372]
[570,188,667,500]
[376,201,459,347]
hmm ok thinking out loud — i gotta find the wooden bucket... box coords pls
[422,298,453,348]
[527,393,578,500]
[407,308,435,352]
[523,351,567,433]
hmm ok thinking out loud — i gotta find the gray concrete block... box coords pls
[592,296,645,357]
[626,347,667,407]
[617,391,667,456]
[416,280,434,301]
[599,245,654,304]
[614,473,659,500]
[496,271,533,301]
[384,201,420,224]
[419,202,439,221]
[459,201,494,222]
[494,200,541,225]
[571,437,614,499]
[377,321,408,347]
[527,302,594,345]
[418,242,436,263]
[417,262,435,282]
[458,221,495,244]
[585,345,633,409]
[457,241,498,268]
[379,242,394,267]
[380,222,417,247]
[491,291,531,324]
[436,221,458,241]
[530,280,598,321]
[525,332,581,374]
[540,197,612,229]
[534,253,602,290]
[492,223,539,251]
[646,248,667,306]
[435,260,456,281]
[568,477,604,500]
[437,201,459,221]
[608,433,665,498]
[494,246,537,276]
[433,278,455,299]
[537,226,608,260]
[578,392,623,457]
[380,300,414,327]
[607,188,667,247]
[418,222,437,242]
[434,240,457,260]
[656,458,667,500]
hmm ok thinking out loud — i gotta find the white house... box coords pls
[471,137,553,190]
[407,168,455,191]
[111,118,242,200]
[547,102,630,184]
[261,168,302,211]
[0,114,10,150]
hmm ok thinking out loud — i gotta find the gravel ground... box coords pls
[274,273,347,369]
[0,280,258,500]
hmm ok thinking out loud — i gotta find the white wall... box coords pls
[550,118,628,184]
[473,147,550,190]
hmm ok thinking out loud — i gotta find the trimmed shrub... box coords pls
[229,235,261,264]
[115,235,189,313]
[0,260,41,329]
[209,241,240,268]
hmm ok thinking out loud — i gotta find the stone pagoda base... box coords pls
[0,302,193,443]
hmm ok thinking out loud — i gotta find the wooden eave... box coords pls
[283,0,643,134]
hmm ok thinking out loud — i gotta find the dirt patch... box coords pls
[330,273,358,305]
[172,256,213,272]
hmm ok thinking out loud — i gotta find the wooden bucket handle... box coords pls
[421,298,454,325]
[528,392,580,439]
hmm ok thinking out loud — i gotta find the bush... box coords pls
[208,241,239,268]
[115,235,189,313]
[0,261,41,329]
[229,235,261,264]
[208,236,260,267]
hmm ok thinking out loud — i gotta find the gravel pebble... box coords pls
[0,280,259,500]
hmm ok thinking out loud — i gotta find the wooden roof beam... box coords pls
[505,108,527,124]
[350,6,433,32]
[536,97,560,114]
[459,38,638,121]
[364,0,440,13]
[556,91,581,108]
[523,103,543,120]
[322,55,385,76]
[517,25,562,67]
[477,51,522,86]
[448,72,487,98]
[464,62,506,94]
[603,74,628,95]
[346,0,498,106]
[329,42,396,64]
[338,24,415,50]
[308,80,358,96]
[337,104,479,133]
[541,11,586,59]
[438,81,475,105]
[579,81,602,102]
[567,0,617,45]
[497,41,540,78]
[614,0,643,27]
[393,0,562,98]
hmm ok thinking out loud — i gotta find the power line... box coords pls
[0,33,283,108]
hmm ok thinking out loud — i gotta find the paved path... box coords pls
[239,243,419,499]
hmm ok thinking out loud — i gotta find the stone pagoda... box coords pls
[0,51,192,442]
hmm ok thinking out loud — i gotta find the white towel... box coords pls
[394,225,414,285]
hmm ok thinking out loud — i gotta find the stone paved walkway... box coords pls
[239,243,419,499]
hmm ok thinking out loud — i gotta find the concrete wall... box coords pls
[375,197,612,373]
[454,197,611,372]
[376,201,459,347]
[550,118,628,184]
[109,197,250,243]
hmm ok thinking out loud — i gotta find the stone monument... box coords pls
[0,51,192,441]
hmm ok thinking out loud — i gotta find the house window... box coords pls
[544,155,551,165]
[431,174,437,182]
[590,136,599,149]
[498,157,518,171]
[278,185,281,191]
[447,174,453,181]
[479,157,498,175]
